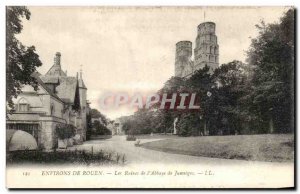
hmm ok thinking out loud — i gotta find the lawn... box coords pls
[140,134,294,162]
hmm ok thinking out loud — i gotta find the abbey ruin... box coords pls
[175,22,219,77]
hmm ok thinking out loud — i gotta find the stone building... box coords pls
[112,118,124,135]
[175,22,219,78]
[6,52,88,150]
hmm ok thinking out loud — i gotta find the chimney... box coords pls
[54,52,61,66]
[79,65,83,79]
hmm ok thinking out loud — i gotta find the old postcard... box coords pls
[6,6,295,189]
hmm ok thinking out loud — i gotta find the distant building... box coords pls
[175,22,219,78]
[6,52,89,150]
[110,116,132,135]
[106,121,115,134]
[111,118,124,135]
[107,119,125,135]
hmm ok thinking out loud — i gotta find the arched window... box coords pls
[18,98,29,112]
[210,46,214,54]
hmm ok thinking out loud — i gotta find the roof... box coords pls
[198,22,216,27]
[40,75,78,104]
[61,98,72,104]
[31,72,63,103]
[78,79,87,89]
[45,64,67,77]
[40,76,60,84]
[54,76,78,104]
[22,96,43,107]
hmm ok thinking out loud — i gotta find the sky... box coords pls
[16,6,289,119]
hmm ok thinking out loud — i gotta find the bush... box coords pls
[177,113,201,136]
[93,120,112,135]
[7,149,126,165]
[126,135,136,141]
[55,124,76,139]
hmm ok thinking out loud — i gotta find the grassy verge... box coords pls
[7,149,126,165]
[140,134,294,162]
[89,135,112,140]
[135,134,179,140]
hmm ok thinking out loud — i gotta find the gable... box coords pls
[45,64,67,77]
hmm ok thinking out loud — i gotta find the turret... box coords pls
[175,41,193,77]
[194,22,219,73]
[78,68,87,140]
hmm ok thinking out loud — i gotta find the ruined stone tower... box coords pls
[194,22,219,72]
[175,41,193,77]
[175,21,219,77]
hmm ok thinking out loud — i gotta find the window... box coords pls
[210,46,214,54]
[51,104,55,115]
[18,98,29,112]
[19,104,28,111]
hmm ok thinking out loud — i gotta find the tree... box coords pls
[177,112,201,136]
[118,9,294,136]
[6,6,42,109]
[186,65,215,135]
[212,61,249,135]
[88,108,111,136]
[93,120,111,135]
[246,9,294,133]
[122,117,137,135]
[154,76,187,133]
[86,111,92,140]
[55,124,76,139]
[90,108,108,126]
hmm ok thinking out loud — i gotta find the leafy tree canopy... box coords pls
[6,6,42,109]
[90,108,108,126]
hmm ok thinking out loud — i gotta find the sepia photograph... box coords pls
[5,6,295,189]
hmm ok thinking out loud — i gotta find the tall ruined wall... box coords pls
[194,22,219,72]
[175,41,193,77]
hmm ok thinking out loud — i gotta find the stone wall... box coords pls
[38,120,55,150]
[38,116,66,150]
